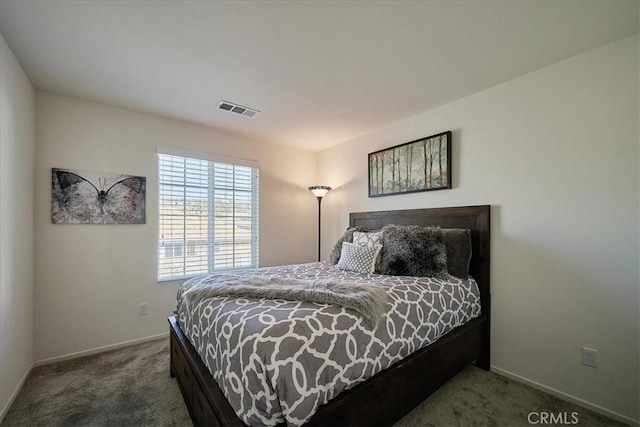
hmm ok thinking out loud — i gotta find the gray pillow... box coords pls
[442,229,472,279]
[378,225,448,278]
[329,226,368,264]
[337,242,383,274]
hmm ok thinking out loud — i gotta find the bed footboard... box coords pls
[169,316,242,427]
[169,314,488,426]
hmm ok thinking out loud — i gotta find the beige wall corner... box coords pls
[0,35,36,420]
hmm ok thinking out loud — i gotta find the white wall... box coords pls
[318,35,639,422]
[0,36,35,418]
[34,92,317,361]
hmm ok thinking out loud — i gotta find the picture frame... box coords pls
[368,131,452,197]
[51,168,146,224]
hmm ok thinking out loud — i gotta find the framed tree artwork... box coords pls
[368,131,452,197]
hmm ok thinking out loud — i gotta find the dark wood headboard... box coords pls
[349,205,491,311]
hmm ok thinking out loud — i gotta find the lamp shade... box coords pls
[308,185,331,198]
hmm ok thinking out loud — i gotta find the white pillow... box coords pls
[337,242,382,274]
[352,230,382,248]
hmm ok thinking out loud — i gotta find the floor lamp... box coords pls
[308,186,331,262]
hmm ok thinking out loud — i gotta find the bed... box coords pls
[169,205,490,426]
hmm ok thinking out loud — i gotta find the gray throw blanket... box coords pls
[182,274,389,326]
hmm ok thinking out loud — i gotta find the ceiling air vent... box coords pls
[218,101,260,118]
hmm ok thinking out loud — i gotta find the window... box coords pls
[157,149,259,280]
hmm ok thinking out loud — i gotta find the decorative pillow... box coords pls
[353,230,382,248]
[337,242,382,274]
[442,229,472,279]
[378,225,448,278]
[329,226,368,264]
[353,230,383,271]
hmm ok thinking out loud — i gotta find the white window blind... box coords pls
[157,151,259,281]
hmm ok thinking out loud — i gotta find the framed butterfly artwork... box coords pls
[51,168,146,224]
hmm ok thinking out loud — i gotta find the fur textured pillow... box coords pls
[329,226,368,264]
[378,225,449,278]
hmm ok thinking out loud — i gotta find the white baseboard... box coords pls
[491,365,639,427]
[33,332,168,367]
[0,363,33,423]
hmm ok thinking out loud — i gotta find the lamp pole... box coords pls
[316,195,322,262]
[308,186,331,262]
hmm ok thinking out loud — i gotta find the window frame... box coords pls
[156,147,260,282]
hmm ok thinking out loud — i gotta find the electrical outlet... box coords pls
[582,347,598,367]
[138,303,148,316]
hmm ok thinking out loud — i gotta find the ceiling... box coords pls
[0,1,637,152]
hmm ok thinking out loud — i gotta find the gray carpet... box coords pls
[1,338,625,427]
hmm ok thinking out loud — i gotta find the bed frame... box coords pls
[169,205,490,426]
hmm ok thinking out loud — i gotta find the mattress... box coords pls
[177,262,481,426]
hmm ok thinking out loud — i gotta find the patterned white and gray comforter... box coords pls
[177,262,481,426]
